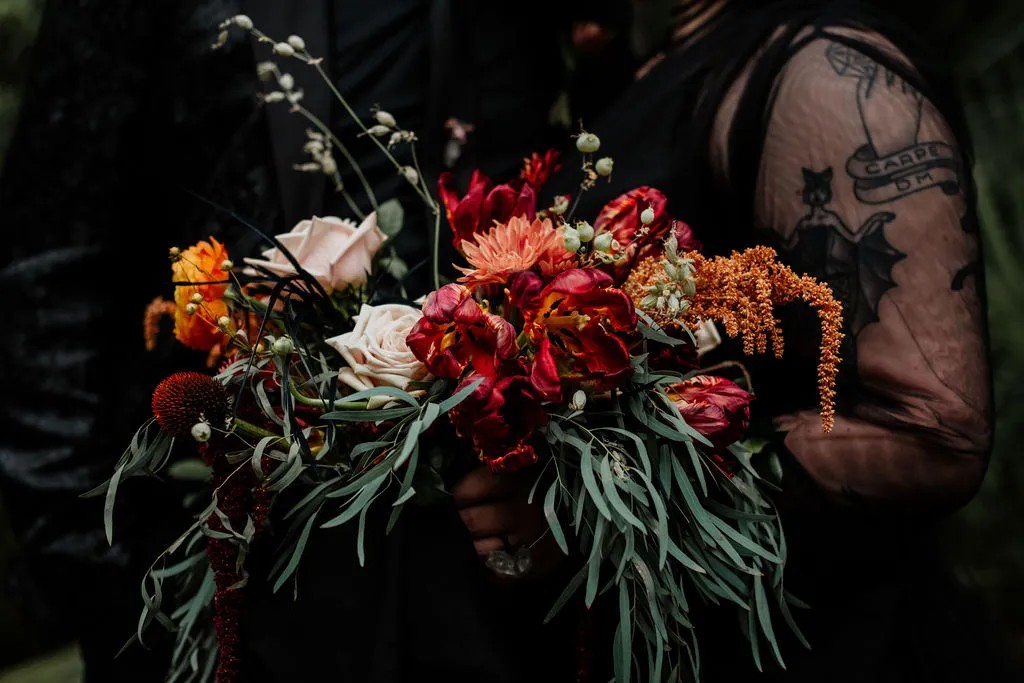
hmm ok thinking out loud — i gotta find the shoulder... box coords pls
[711,26,959,181]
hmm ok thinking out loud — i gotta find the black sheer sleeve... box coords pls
[729,31,993,509]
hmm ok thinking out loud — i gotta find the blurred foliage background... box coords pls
[1,0,1023,680]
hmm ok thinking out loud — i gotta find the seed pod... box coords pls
[576,133,601,154]
[271,336,294,356]
[563,229,582,253]
[191,422,212,443]
[374,110,397,128]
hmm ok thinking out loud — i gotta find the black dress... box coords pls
[548,1,1013,681]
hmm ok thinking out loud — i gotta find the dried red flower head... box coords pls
[152,371,229,438]
[438,170,537,252]
[666,375,753,449]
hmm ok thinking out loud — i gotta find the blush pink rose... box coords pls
[244,214,386,294]
[326,304,432,408]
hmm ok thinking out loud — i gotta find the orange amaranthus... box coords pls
[624,245,843,432]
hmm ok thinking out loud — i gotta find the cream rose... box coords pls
[326,304,431,406]
[243,214,386,294]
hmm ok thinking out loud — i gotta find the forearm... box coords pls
[780,410,988,509]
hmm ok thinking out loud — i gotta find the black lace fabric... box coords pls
[730,27,992,508]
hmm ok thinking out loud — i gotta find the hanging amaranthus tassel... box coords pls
[624,245,843,433]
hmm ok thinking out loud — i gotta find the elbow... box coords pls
[891,401,993,511]
[940,446,988,510]
[782,403,993,511]
[937,414,993,510]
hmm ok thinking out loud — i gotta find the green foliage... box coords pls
[0,0,43,164]
[942,21,1024,662]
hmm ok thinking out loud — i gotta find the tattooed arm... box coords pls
[731,37,992,508]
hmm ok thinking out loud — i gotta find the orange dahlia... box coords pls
[456,216,574,288]
[172,238,232,351]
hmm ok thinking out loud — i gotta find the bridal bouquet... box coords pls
[97,14,843,683]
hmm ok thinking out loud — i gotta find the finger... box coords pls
[473,533,532,556]
[457,503,517,539]
[472,536,506,558]
[451,466,514,507]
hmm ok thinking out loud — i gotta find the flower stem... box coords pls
[289,387,369,411]
[432,208,442,291]
[230,417,281,442]
[308,61,437,209]
[292,105,378,214]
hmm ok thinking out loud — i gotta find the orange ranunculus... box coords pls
[172,238,232,351]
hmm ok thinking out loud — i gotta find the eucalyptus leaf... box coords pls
[580,440,613,521]
[776,586,811,650]
[438,376,484,412]
[320,474,387,529]
[747,597,764,672]
[585,515,607,607]
[392,419,422,471]
[755,575,785,667]
[600,456,647,533]
[166,459,212,483]
[272,512,318,593]
[543,482,570,555]
[104,464,125,545]
[376,198,406,237]
[638,471,670,569]
[711,515,781,564]
[284,479,339,520]
[357,504,370,567]
[322,407,418,422]
[544,563,588,624]
[616,580,633,683]
[335,385,419,407]
[393,486,418,507]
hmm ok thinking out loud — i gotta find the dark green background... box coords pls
[1,1,1022,679]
